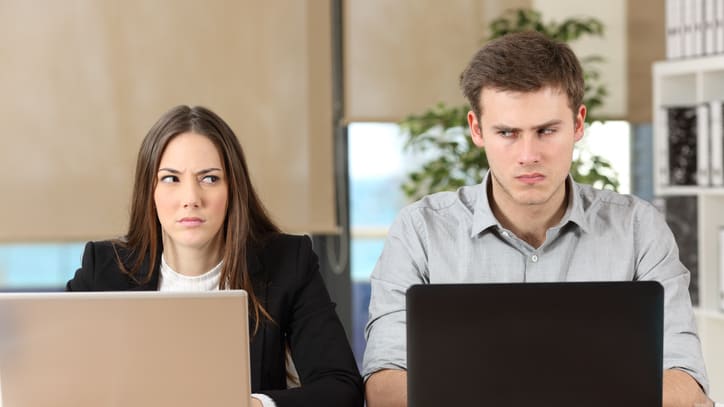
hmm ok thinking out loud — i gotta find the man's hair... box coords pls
[460,31,584,119]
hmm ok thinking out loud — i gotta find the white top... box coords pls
[158,255,222,292]
[158,255,277,407]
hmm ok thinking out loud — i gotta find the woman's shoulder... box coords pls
[84,239,118,251]
[257,233,313,255]
[252,233,316,282]
[83,239,137,264]
[67,239,138,291]
[82,239,122,260]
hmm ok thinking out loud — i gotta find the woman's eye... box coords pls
[159,175,178,183]
[200,175,219,184]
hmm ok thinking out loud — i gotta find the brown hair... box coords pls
[460,31,584,120]
[116,105,279,331]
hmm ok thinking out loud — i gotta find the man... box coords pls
[363,31,710,407]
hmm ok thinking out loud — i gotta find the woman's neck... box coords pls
[161,237,223,277]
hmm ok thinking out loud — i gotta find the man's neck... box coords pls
[489,179,569,248]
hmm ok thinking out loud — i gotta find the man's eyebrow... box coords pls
[490,120,563,132]
[533,119,563,129]
[491,124,521,132]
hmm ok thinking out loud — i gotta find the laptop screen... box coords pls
[406,281,663,407]
[0,291,251,407]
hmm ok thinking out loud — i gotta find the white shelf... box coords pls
[653,58,724,315]
[655,187,724,196]
[695,307,724,322]
[655,54,724,403]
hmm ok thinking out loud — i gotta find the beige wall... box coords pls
[532,0,628,120]
[343,0,530,123]
[534,0,664,122]
[627,0,665,123]
[0,0,336,241]
[0,0,669,242]
[346,0,663,123]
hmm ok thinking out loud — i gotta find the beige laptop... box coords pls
[0,290,251,407]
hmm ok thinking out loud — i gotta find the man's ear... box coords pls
[574,104,587,142]
[468,111,484,148]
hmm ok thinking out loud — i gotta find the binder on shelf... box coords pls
[667,0,684,58]
[720,227,724,311]
[710,100,724,186]
[665,105,699,186]
[705,0,717,54]
[683,0,696,57]
[718,0,724,54]
[694,0,705,56]
[697,104,710,186]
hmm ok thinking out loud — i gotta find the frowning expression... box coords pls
[154,132,228,252]
[468,86,585,211]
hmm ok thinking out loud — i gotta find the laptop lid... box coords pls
[406,281,663,407]
[0,290,250,407]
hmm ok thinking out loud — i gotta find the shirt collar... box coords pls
[470,171,502,237]
[470,171,590,237]
[564,179,591,233]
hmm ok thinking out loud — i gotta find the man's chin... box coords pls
[511,191,550,206]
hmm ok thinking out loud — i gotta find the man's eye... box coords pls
[539,128,556,135]
[498,130,514,138]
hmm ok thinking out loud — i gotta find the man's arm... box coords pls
[634,204,709,392]
[663,369,712,407]
[366,369,407,407]
[362,206,428,394]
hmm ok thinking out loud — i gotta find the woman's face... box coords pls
[154,132,228,254]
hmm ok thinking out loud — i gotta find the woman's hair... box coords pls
[116,105,279,330]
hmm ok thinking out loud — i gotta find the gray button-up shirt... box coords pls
[362,173,708,391]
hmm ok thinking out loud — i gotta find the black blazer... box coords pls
[66,234,363,407]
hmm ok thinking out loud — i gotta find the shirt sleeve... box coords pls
[362,207,429,380]
[252,393,277,407]
[634,202,709,393]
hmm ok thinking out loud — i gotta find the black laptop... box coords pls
[406,281,663,407]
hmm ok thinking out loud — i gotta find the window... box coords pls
[0,243,85,290]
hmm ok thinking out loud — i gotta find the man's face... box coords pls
[468,86,585,212]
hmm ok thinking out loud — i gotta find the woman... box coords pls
[67,105,364,407]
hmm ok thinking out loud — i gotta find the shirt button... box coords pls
[501,231,509,237]
[531,254,539,262]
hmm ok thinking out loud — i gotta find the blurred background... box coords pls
[0,0,721,399]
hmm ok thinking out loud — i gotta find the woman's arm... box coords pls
[260,235,363,407]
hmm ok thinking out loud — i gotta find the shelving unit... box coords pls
[653,54,724,399]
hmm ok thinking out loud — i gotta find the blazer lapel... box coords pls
[116,244,161,291]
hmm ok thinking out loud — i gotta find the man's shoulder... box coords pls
[573,182,659,220]
[574,182,650,208]
[402,184,480,217]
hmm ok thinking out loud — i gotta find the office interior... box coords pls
[0,0,722,400]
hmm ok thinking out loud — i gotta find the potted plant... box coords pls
[399,9,619,201]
